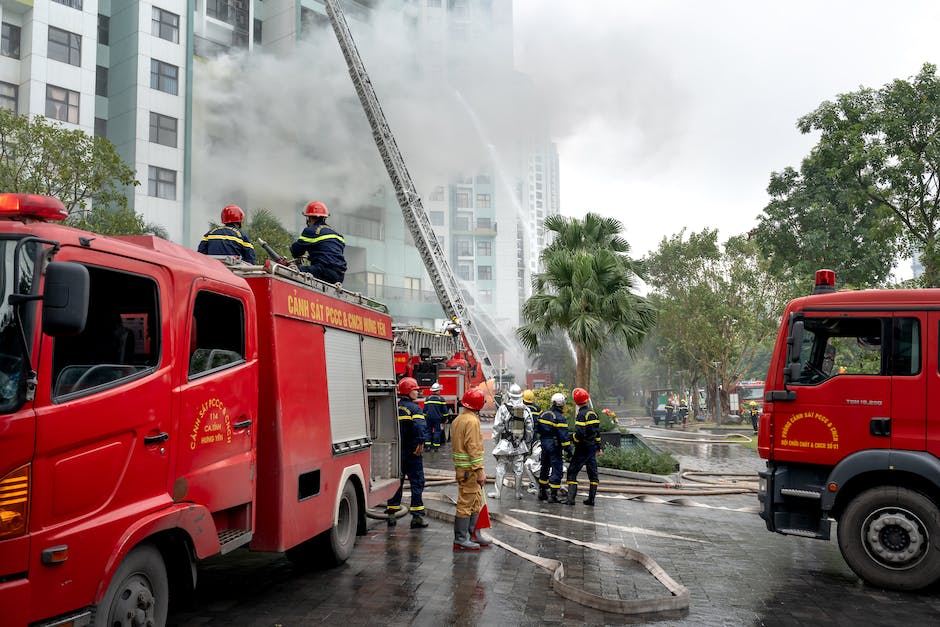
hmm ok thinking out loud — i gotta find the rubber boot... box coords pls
[566,483,578,506]
[385,507,397,527]
[583,484,597,506]
[547,488,560,503]
[468,513,491,547]
[488,465,505,499]
[538,484,548,501]
[515,472,525,500]
[410,515,429,529]
[453,517,480,551]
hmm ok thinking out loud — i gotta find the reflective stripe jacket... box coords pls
[290,223,347,273]
[536,407,571,448]
[398,397,427,453]
[198,225,256,264]
[451,408,484,477]
[423,394,448,423]
[573,406,601,451]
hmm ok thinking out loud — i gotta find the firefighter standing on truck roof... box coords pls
[566,387,602,506]
[537,393,571,503]
[290,200,347,284]
[451,388,490,550]
[424,382,447,452]
[386,377,429,528]
[197,204,256,264]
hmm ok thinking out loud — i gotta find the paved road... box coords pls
[168,424,940,626]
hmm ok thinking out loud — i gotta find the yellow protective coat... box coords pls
[451,408,485,518]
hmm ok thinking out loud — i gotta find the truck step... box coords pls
[780,488,821,499]
[218,529,253,554]
[777,527,825,539]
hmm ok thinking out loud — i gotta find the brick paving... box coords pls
[168,424,940,626]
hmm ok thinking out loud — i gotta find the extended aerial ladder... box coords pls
[323,0,496,381]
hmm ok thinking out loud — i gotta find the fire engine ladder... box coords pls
[324,0,495,380]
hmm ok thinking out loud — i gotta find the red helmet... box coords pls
[398,377,419,396]
[573,387,590,405]
[221,204,244,224]
[303,201,329,217]
[461,388,485,411]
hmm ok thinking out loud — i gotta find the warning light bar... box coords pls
[0,193,68,222]
[813,269,836,295]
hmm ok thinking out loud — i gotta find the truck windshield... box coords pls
[0,239,37,413]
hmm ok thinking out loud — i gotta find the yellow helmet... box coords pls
[522,389,535,403]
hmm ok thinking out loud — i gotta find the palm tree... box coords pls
[517,213,656,388]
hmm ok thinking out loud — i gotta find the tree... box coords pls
[755,63,940,287]
[246,208,294,264]
[517,213,656,389]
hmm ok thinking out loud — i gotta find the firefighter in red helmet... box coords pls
[566,387,602,506]
[197,204,256,264]
[385,377,429,529]
[451,388,488,550]
[290,200,347,284]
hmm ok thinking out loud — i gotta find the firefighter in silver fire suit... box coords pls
[487,384,534,499]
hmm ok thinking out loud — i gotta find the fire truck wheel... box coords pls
[286,481,359,569]
[94,543,168,627]
[838,486,940,590]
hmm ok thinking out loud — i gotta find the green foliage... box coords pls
[755,63,940,287]
[597,446,676,475]
[70,206,168,238]
[597,408,618,432]
[518,213,656,388]
[246,208,294,264]
[530,383,574,422]
[0,109,138,216]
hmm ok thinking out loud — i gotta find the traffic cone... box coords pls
[474,486,491,531]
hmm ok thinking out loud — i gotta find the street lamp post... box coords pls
[712,361,721,427]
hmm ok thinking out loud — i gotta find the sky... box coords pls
[512,0,940,263]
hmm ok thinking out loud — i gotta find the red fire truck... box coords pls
[758,269,940,590]
[0,194,400,626]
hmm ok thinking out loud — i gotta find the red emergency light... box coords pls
[813,269,836,294]
[0,193,68,222]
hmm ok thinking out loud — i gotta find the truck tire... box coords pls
[94,544,168,627]
[286,480,359,569]
[837,486,940,590]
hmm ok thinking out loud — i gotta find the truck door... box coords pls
[925,312,940,458]
[175,284,257,522]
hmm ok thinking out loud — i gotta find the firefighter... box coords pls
[424,381,447,451]
[451,388,488,550]
[290,200,347,284]
[522,389,541,415]
[748,400,760,434]
[488,384,533,500]
[566,387,602,506]
[386,377,429,528]
[678,396,689,427]
[197,204,256,264]
[664,394,676,427]
[537,392,571,503]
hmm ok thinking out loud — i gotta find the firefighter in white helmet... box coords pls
[488,383,533,499]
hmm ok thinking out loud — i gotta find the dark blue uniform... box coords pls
[198,225,256,264]
[290,222,347,283]
[423,394,447,448]
[567,406,601,493]
[386,396,428,519]
[524,401,541,418]
[537,407,570,493]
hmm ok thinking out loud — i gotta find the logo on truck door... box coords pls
[190,397,233,449]
[780,411,840,450]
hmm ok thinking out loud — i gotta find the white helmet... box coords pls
[508,384,523,402]
[430,382,443,393]
[551,393,566,407]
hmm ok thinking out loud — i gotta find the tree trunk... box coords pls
[575,343,590,389]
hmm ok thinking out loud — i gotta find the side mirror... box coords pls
[784,320,805,385]
[42,262,89,336]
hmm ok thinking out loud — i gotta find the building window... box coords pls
[0,82,16,112]
[404,277,421,298]
[150,59,179,95]
[477,240,491,256]
[478,289,492,304]
[98,15,110,45]
[52,0,83,9]
[430,211,444,226]
[428,0,442,7]
[148,166,176,200]
[152,7,180,43]
[454,214,470,231]
[476,217,491,230]
[254,18,263,44]
[478,266,493,281]
[455,238,471,257]
[429,186,444,201]
[456,263,473,281]
[476,193,491,208]
[45,85,79,124]
[456,190,471,208]
[48,26,81,66]
[95,66,108,97]
[149,112,178,147]
[1,23,20,59]
[366,272,384,298]
[94,117,107,138]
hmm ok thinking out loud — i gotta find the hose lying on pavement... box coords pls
[421,491,690,616]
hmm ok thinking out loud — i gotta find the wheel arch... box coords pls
[824,450,940,519]
[335,464,366,535]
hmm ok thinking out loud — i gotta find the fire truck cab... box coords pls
[759,269,940,590]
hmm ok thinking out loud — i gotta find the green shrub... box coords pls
[597,446,677,475]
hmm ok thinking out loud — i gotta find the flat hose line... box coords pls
[420,491,691,616]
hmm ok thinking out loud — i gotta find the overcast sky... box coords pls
[512,0,940,263]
